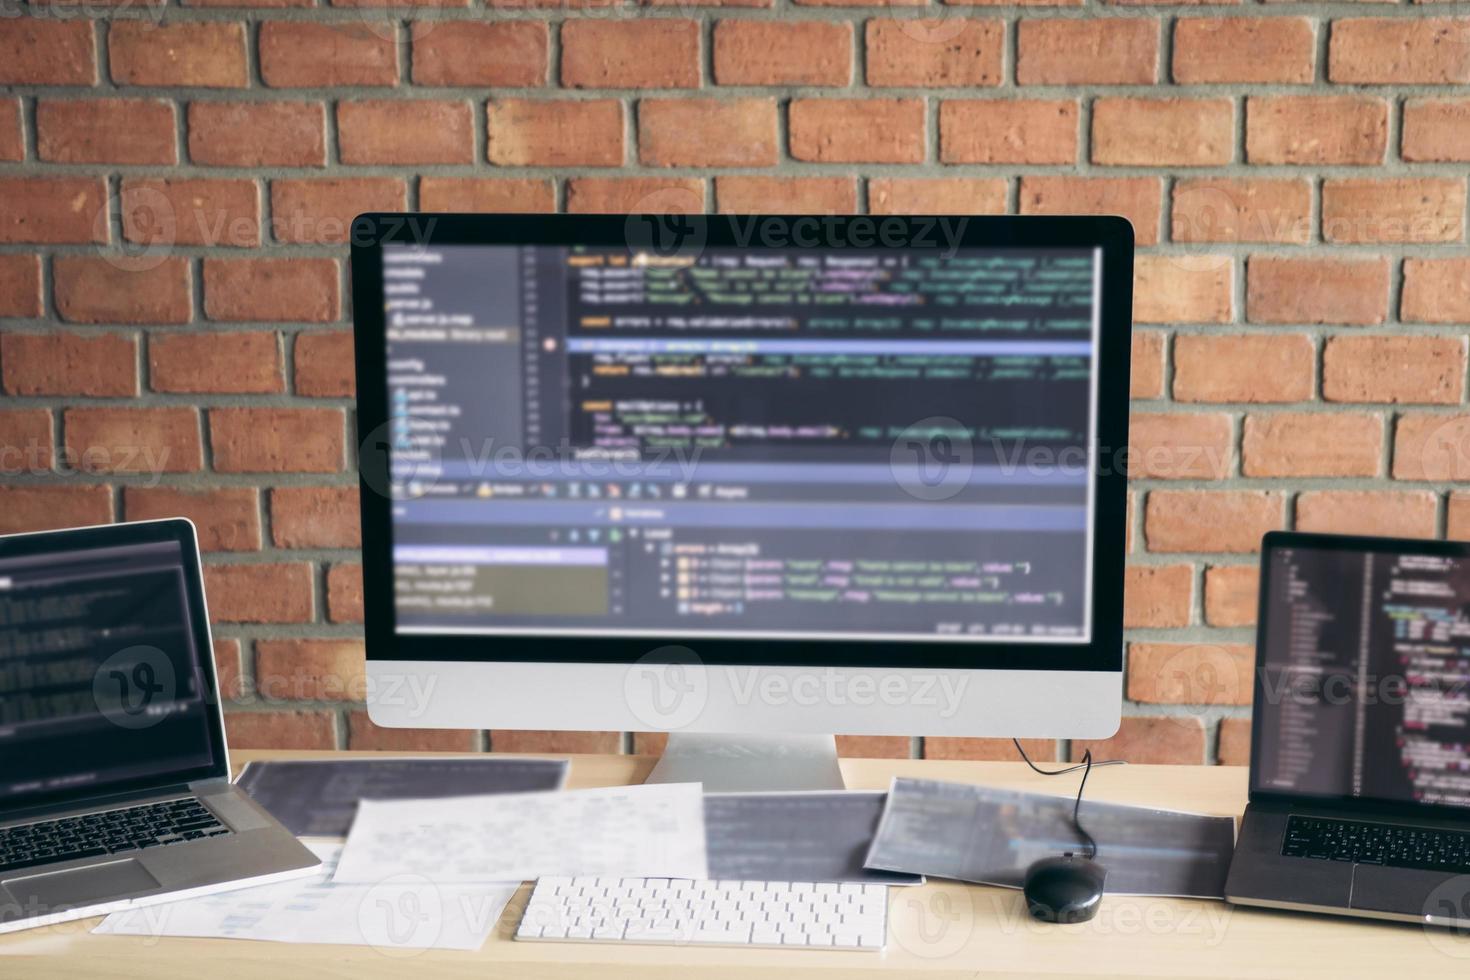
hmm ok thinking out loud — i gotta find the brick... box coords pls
[713,20,851,86]
[1123,564,1193,629]
[0,255,42,318]
[488,100,623,167]
[832,735,910,759]
[295,330,355,397]
[224,711,334,750]
[1403,99,1470,162]
[213,639,242,702]
[1133,255,1233,324]
[54,257,192,325]
[1019,177,1161,246]
[338,100,473,165]
[412,20,547,87]
[790,99,924,164]
[1322,178,1466,245]
[327,562,364,624]
[639,99,778,168]
[0,486,112,535]
[1451,493,1470,541]
[259,22,398,87]
[1297,491,1438,539]
[492,731,621,754]
[1017,19,1158,85]
[211,408,345,473]
[0,410,52,473]
[865,19,1003,87]
[1173,334,1314,404]
[1173,17,1315,84]
[270,486,361,549]
[1217,717,1251,767]
[1247,96,1388,165]
[1329,18,1470,84]
[347,712,476,752]
[716,177,857,214]
[1171,179,1311,245]
[0,98,20,162]
[1393,414,1470,481]
[120,179,260,249]
[868,178,1007,216]
[562,19,698,89]
[1,332,136,397]
[256,640,365,701]
[1132,331,1165,400]
[939,100,1077,165]
[150,332,282,394]
[1247,255,1389,326]
[420,178,555,213]
[566,177,706,214]
[64,408,201,474]
[0,178,107,244]
[1205,565,1258,628]
[1128,413,1233,480]
[204,563,313,624]
[1242,412,1383,478]
[123,487,261,552]
[270,179,407,245]
[1071,717,1207,765]
[0,18,96,85]
[1403,258,1470,324]
[109,21,246,88]
[204,259,340,323]
[189,102,327,168]
[1093,98,1233,167]
[1127,643,1252,705]
[37,99,176,165]
[1323,335,1465,405]
[924,738,1058,763]
[1145,490,1284,553]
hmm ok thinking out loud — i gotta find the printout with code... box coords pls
[333,782,709,883]
[235,757,570,837]
[864,778,1237,899]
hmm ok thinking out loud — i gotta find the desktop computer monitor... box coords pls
[351,214,1132,789]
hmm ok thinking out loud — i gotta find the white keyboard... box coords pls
[515,876,888,950]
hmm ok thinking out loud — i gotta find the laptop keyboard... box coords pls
[0,798,230,875]
[1282,814,1470,874]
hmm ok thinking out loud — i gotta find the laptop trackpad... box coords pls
[1351,864,1461,918]
[4,859,160,911]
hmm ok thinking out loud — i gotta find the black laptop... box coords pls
[1226,531,1470,926]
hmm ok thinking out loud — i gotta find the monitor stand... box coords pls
[643,733,846,792]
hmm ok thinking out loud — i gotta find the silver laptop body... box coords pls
[0,519,320,935]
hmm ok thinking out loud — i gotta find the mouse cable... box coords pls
[1011,739,1127,861]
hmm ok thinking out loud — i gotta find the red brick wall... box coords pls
[1,6,1467,765]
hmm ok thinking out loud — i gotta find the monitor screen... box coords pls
[1255,540,1470,808]
[0,536,219,808]
[376,239,1102,646]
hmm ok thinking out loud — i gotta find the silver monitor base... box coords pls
[644,733,846,792]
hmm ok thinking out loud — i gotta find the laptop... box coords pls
[0,519,320,934]
[1226,531,1470,927]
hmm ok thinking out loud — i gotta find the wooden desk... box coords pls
[4,750,1466,979]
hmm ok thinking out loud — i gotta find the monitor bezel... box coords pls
[351,213,1133,673]
[1250,530,1470,821]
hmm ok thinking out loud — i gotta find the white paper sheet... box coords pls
[332,782,710,884]
[93,842,518,951]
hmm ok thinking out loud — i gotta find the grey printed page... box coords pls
[863,778,1237,899]
[705,791,922,886]
[236,757,570,838]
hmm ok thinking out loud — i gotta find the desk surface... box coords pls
[4,750,1468,979]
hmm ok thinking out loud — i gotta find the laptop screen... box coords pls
[0,528,224,811]
[1254,536,1470,809]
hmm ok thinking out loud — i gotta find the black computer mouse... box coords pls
[1022,854,1106,924]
